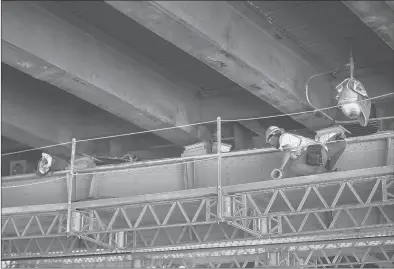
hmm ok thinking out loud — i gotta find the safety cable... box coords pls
[224,92,394,123]
[2,92,394,157]
[1,142,72,157]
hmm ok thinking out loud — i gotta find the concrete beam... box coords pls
[387,1,394,11]
[200,91,279,122]
[1,64,166,154]
[1,1,202,146]
[1,123,71,173]
[1,65,181,175]
[239,120,266,136]
[343,1,394,50]
[106,1,337,131]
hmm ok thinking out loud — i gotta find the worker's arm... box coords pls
[280,150,292,171]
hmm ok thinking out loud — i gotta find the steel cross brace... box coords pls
[2,172,394,258]
[224,174,394,238]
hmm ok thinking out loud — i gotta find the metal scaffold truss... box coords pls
[3,238,394,268]
[2,166,394,267]
[1,118,393,267]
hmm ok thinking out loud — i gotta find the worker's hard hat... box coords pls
[266,126,284,142]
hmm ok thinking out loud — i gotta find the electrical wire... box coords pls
[76,120,217,143]
[336,115,394,124]
[2,92,394,157]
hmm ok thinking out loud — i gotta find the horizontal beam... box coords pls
[3,130,392,181]
[238,120,266,136]
[1,1,201,146]
[106,1,337,131]
[1,64,167,158]
[343,1,394,50]
[3,165,393,215]
[1,122,71,160]
[2,230,393,261]
[2,164,392,261]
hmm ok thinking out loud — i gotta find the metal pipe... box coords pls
[268,252,278,266]
[349,47,354,79]
[71,211,82,232]
[66,138,76,235]
[217,117,223,221]
[115,231,126,249]
[387,137,392,165]
[223,196,232,217]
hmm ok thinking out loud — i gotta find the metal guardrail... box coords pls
[2,166,393,261]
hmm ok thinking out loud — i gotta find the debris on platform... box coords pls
[181,141,232,157]
[181,141,212,157]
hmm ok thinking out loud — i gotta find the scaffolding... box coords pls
[1,119,394,268]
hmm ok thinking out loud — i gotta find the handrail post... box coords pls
[217,117,223,221]
[66,138,77,235]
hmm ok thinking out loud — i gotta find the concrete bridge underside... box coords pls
[2,1,394,268]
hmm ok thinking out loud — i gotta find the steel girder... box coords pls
[2,166,394,267]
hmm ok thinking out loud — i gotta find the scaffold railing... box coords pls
[2,166,393,261]
[2,118,394,268]
[2,237,394,268]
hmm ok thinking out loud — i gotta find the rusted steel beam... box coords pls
[343,1,394,50]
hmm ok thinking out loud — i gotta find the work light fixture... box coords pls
[305,48,371,127]
[335,48,371,126]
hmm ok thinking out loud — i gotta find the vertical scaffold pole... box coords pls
[217,117,223,221]
[66,138,77,235]
[386,137,392,165]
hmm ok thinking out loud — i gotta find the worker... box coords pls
[266,126,346,179]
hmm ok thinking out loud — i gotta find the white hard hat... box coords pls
[266,126,284,142]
